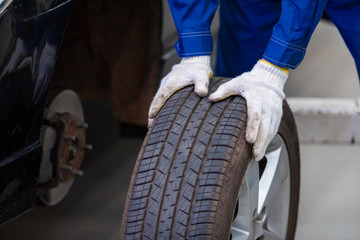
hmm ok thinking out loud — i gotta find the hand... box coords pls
[148,56,212,127]
[209,60,288,161]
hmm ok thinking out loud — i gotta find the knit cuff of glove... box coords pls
[252,60,288,90]
[181,56,211,65]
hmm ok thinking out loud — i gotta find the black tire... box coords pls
[121,77,300,240]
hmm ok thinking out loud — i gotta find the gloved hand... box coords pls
[148,56,212,126]
[209,59,288,161]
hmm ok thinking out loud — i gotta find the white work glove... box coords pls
[209,60,288,161]
[148,56,212,126]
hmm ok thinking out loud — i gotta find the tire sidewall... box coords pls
[218,100,300,240]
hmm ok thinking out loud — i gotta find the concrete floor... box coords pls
[289,20,360,240]
[0,21,360,239]
[296,144,360,240]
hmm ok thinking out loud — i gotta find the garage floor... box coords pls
[289,20,360,240]
[0,21,360,240]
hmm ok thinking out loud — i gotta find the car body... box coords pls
[0,0,76,225]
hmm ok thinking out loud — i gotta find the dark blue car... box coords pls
[0,0,89,225]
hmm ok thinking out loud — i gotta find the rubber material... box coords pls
[121,77,300,239]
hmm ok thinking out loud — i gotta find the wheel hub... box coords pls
[37,90,92,206]
[253,207,267,239]
[59,114,86,182]
[230,134,291,240]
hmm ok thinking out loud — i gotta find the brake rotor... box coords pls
[37,90,89,206]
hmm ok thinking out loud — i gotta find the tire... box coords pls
[121,77,300,240]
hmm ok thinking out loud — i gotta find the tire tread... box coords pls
[121,78,299,240]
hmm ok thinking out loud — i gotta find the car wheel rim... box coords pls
[230,134,291,240]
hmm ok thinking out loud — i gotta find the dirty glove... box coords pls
[209,60,288,161]
[148,56,212,126]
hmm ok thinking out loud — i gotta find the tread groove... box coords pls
[185,98,233,239]
[168,99,216,238]
[137,89,194,238]
[154,92,204,238]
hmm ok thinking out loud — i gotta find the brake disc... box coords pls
[37,90,91,206]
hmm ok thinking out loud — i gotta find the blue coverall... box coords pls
[169,0,360,78]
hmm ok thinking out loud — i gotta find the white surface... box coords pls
[287,98,360,144]
[296,144,360,240]
[287,98,360,115]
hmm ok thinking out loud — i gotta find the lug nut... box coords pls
[64,135,77,142]
[82,144,93,151]
[61,165,73,171]
[72,170,84,177]
[77,123,89,129]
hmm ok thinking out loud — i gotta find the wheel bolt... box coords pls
[64,135,77,142]
[61,165,73,171]
[82,144,93,151]
[72,170,84,177]
[77,123,89,129]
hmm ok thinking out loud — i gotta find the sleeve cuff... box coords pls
[175,31,213,57]
[263,35,306,69]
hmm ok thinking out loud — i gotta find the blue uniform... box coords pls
[169,0,360,78]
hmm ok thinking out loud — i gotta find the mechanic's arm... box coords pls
[210,0,328,160]
[148,0,218,125]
